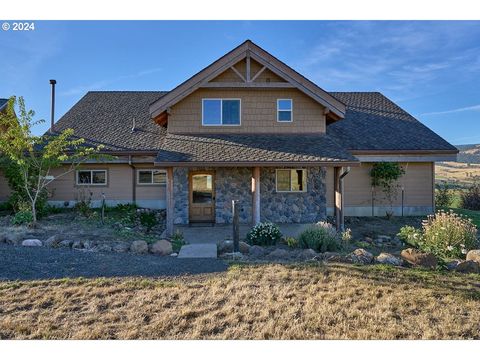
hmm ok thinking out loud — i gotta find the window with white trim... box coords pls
[277,99,293,122]
[202,99,241,126]
[137,169,166,185]
[76,170,107,185]
[276,169,307,192]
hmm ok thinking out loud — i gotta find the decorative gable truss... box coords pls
[150,40,346,126]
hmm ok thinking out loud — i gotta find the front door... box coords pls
[189,171,215,223]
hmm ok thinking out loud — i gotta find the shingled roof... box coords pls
[51,91,456,161]
[328,92,457,152]
[155,133,358,165]
[53,91,167,151]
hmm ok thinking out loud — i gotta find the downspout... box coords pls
[128,155,137,205]
[339,166,350,231]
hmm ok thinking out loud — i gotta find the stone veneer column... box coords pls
[173,167,189,225]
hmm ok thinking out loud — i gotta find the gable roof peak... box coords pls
[149,40,346,120]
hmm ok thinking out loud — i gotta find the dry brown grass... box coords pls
[436,162,480,186]
[1,263,479,339]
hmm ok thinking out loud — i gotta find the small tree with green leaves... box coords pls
[0,96,105,226]
[370,162,405,218]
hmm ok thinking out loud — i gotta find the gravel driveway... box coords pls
[0,244,228,281]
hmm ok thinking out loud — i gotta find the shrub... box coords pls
[435,181,453,208]
[246,222,282,246]
[298,221,342,252]
[113,203,138,212]
[285,236,298,248]
[171,230,186,252]
[461,182,480,211]
[12,210,33,225]
[370,162,405,217]
[397,210,478,259]
[139,211,157,233]
[74,188,93,217]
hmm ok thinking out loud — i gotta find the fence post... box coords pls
[232,200,239,253]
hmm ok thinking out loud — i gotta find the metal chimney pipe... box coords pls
[49,79,56,133]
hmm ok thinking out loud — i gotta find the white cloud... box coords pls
[421,104,480,116]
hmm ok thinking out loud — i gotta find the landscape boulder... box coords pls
[322,252,346,262]
[455,260,480,274]
[21,239,43,247]
[375,252,403,266]
[248,245,267,258]
[130,240,149,254]
[265,248,291,261]
[400,248,437,269]
[96,244,112,252]
[44,235,61,248]
[297,248,318,261]
[446,260,461,271]
[5,232,24,246]
[218,240,251,255]
[150,240,173,256]
[58,239,74,248]
[112,242,130,253]
[466,250,480,263]
[72,240,83,249]
[347,248,374,265]
[0,233,7,243]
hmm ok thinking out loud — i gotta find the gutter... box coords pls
[127,155,137,204]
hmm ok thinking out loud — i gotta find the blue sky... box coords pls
[1,20,479,144]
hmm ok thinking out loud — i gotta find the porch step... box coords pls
[178,244,217,259]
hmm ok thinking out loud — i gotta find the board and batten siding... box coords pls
[167,88,327,134]
[326,162,434,216]
[47,164,166,209]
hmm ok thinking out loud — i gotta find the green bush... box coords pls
[139,211,157,233]
[12,210,33,225]
[298,221,342,253]
[246,222,282,246]
[285,236,298,248]
[171,230,186,252]
[398,210,478,259]
[435,181,453,208]
[113,203,138,212]
[461,182,480,211]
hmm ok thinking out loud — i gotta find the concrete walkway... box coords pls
[178,244,217,258]
[174,223,313,245]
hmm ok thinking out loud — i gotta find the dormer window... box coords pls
[202,99,241,126]
[277,99,293,122]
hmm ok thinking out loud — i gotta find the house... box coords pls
[0,41,458,233]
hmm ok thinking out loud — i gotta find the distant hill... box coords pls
[455,144,480,164]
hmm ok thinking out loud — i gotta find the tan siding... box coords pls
[0,170,12,201]
[48,164,166,203]
[325,162,434,209]
[252,68,284,83]
[210,68,243,82]
[168,88,326,134]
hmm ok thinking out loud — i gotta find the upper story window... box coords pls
[202,99,241,126]
[277,99,293,122]
[76,170,107,186]
[276,169,307,192]
[137,169,166,185]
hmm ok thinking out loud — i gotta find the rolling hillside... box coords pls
[455,144,480,164]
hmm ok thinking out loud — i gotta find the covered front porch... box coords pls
[163,165,352,237]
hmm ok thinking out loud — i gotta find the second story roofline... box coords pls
[149,40,346,125]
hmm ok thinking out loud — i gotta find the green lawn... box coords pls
[443,207,480,228]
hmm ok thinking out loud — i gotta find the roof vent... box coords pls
[131,118,136,133]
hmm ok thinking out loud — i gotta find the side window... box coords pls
[76,170,107,185]
[137,170,167,185]
[277,99,293,122]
